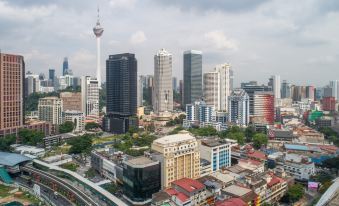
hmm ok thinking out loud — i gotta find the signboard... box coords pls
[33,184,41,196]
[308,182,318,189]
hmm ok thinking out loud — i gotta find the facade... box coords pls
[123,156,161,205]
[105,53,137,134]
[329,80,339,100]
[0,53,25,136]
[322,96,336,111]
[292,86,307,102]
[228,89,250,126]
[151,132,200,188]
[38,97,63,125]
[269,75,281,100]
[81,76,99,121]
[172,77,177,91]
[62,57,69,76]
[241,82,272,115]
[138,75,143,107]
[200,139,231,172]
[306,86,315,100]
[63,110,85,133]
[25,71,40,97]
[203,64,232,112]
[153,49,173,114]
[281,80,291,99]
[253,92,275,125]
[183,50,202,106]
[48,69,55,85]
[184,100,214,127]
[60,92,82,111]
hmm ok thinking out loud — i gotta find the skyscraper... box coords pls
[306,86,315,101]
[153,49,173,114]
[105,53,137,134]
[241,81,272,115]
[203,64,231,111]
[172,77,177,91]
[0,53,25,136]
[49,68,55,85]
[81,76,99,122]
[183,50,202,106]
[281,80,291,99]
[25,71,40,97]
[62,57,69,76]
[38,97,63,125]
[138,75,143,107]
[329,80,339,100]
[93,8,104,87]
[253,91,275,125]
[269,75,281,100]
[228,89,250,126]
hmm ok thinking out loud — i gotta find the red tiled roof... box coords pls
[247,150,267,160]
[216,198,247,206]
[267,175,284,188]
[172,178,205,193]
[165,188,189,202]
[238,159,262,166]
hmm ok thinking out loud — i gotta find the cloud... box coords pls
[152,0,268,13]
[204,31,238,50]
[130,31,147,44]
[109,0,136,9]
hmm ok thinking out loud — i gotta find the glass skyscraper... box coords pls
[183,50,202,107]
[104,53,137,134]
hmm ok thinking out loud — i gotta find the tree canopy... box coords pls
[281,184,305,203]
[59,121,75,133]
[253,133,268,149]
[85,122,101,131]
[19,129,44,146]
[0,135,17,151]
[68,134,93,156]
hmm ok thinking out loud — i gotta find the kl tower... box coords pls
[93,7,104,87]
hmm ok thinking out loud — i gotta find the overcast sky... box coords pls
[1,0,339,87]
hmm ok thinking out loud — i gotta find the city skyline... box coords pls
[1,0,339,87]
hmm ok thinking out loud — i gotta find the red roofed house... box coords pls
[216,198,247,206]
[246,150,267,162]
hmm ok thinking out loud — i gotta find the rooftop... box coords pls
[223,185,252,197]
[201,138,230,147]
[153,131,196,145]
[172,178,205,193]
[0,152,32,167]
[124,156,158,168]
[216,198,247,206]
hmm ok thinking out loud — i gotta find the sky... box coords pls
[0,0,339,87]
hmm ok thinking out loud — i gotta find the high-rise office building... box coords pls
[151,132,200,188]
[200,139,231,172]
[172,77,177,91]
[203,64,232,111]
[49,69,55,85]
[322,97,336,111]
[241,81,272,115]
[228,89,250,126]
[185,100,214,125]
[323,86,333,98]
[62,57,69,76]
[183,50,202,106]
[25,71,40,97]
[306,86,315,101]
[38,97,63,125]
[329,80,339,100]
[105,53,137,134]
[268,75,281,100]
[93,8,104,87]
[81,76,99,122]
[253,91,275,125]
[292,86,307,102]
[153,49,173,114]
[138,75,143,107]
[281,80,291,99]
[0,53,25,136]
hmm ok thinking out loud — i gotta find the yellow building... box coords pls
[151,131,200,188]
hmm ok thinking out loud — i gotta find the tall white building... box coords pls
[329,80,339,100]
[63,110,85,133]
[25,72,40,96]
[137,75,143,107]
[81,76,99,121]
[228,89,250,126]
[203,64,231,111]
[153,49,173,114]
[38,97,63,125]
[269,75,281,100]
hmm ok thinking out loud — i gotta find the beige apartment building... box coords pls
[60,92,82,111]
[151,131,200,188]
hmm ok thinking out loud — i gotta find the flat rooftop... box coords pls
[201,139,229,147]
[223,185,252,197]
[153,131,195,145]
[124,156,158,167]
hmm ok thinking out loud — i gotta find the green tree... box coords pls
[68,134,93,161]
[228,132,245,145]
[59,121,75,133]
[85,122,101,131]
[322,157,339,170]
[0,135,17,151]
[19,129,44,146]
[253,133,268,149]
[282,184,305,203]
[245,126,256,142]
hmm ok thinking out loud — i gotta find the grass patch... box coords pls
[44,145,71,157]
[92,135,118,144]
[0,184,14,198]
[60,162,79,172]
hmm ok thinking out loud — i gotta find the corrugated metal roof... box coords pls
[0,152,32,167]
[284,144,309,151]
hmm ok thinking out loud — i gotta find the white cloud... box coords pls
[109,0,136,9]
[0,1,56,22]
[130,31,147,44]
[204,30,238,50]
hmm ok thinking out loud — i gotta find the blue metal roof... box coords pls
[284,144,309,151]
[0,152,32,167]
